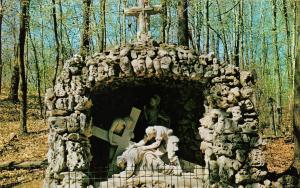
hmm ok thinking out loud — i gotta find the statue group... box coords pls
[107,95,182,179]
[115,125,182,179]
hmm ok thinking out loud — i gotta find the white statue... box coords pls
[115,145,174,178]
[133,125,173,157]
[167,135,182,175]
[115,146,143,178]
[108,117,134,163]
[114,126,182,178]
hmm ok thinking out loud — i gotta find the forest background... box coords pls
[0,0,299,185]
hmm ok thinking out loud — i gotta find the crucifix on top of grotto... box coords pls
[124,0,162,41]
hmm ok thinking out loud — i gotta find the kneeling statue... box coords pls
[115,126,182,178]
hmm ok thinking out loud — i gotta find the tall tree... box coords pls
[19,0,30,134]
[160,0,167,43]
[294,0,300,175]
[282,0,293,125]
[51,0,60,87]
[282,0,291,80]
[122,0,127,45]
[59,0,65,63]
[205,0,209,53]
[118,0,122,45]
[249,1,254,65]
[0,0,3,94]
[271,0,282,134]
[40,2,46,93]
[9,9,20,102]
[177,0,189,46]
[80,0,91,57]
[29,27,43,118]
[260,6,268,78]
[216,0,229,63]
[234,0,243,67]
[99,0,106,52]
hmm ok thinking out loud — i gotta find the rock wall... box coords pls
[44,40,270,187]
[198,63,270,187]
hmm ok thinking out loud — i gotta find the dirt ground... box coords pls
[264,137,294,174]
[0,90,48,187]
[0,89,295,187]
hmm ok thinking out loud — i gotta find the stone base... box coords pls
[43,172,90,188]
[95,172,205,188]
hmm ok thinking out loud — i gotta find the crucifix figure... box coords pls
[92,107,141,170]
[124,0,162,40]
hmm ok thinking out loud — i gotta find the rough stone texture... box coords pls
[197,52,270,187]
[44,40,296,187]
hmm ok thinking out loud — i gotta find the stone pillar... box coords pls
[199,55,267,187]
[44,55,93,188]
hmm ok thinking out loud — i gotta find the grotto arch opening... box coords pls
[44,41,274,187]
[89,77,207,176]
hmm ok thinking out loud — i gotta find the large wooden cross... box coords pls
[124,0,162,39]
[92,107,141,162]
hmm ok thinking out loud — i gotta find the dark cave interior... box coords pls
[89,78,206,176]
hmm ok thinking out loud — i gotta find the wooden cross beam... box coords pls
[124,0,162,39]
[92,107,141,162]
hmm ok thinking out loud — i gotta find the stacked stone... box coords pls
[84,42,204,87]
[45,40,275,187]
[44,55,93,188]
[198,54,269,187]
[45,41,208,187]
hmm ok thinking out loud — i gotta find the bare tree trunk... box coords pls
[80,0,91,57]
[166,6,171,43]
[64,25,74,56]
[293,0,300,175]
[194,2,202,54]
[271,0,282,134]
[205,0,209,53]
[177,0,189,47]
[233,2,241,66]
[234,0,243,67]
[51,0,60,87]
[40,3,46,94]
[283,0,293,129]
[216,0,229,63]
[9,14,20,102]
[59,0,65,66]
[239,0,244,67]
[249,1,253,65]
[269,98,277,135]
[160,0,167,43]
[0,0,3,94]
[282,0,292,80]
[29,27,43,118]
[259,0,266,76]
[292,0,297,85]
[19,0,30,134]
[93,7,100,51]
[210,33,216,54]
[99,0,106,52]
[118,0,122,45]
[261,33,268,77]
[122,0,127,45]
[9,53,20,102]
[216,37,220,58]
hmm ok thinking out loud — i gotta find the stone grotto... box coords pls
[43,1,298,187]
[42,35,289,187]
